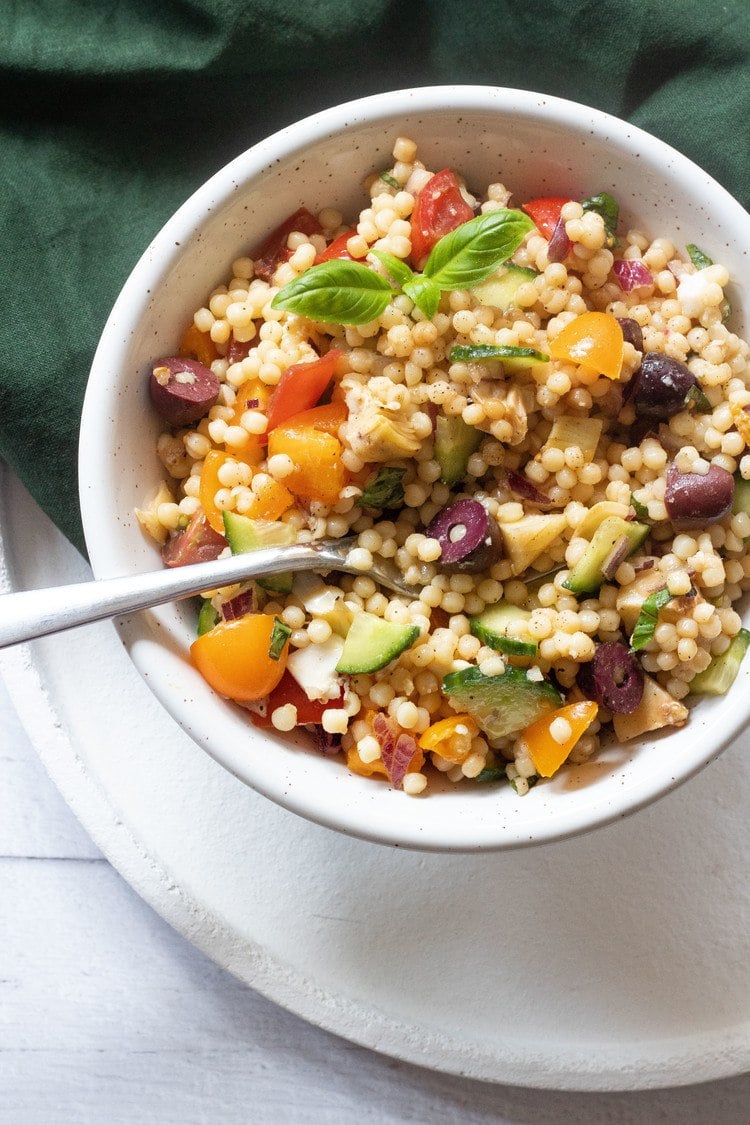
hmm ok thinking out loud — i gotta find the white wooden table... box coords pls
[1,672,749,1122]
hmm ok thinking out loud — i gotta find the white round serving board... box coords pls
[2,463,749,1091]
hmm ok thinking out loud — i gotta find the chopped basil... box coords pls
[268,617,292,660]
[685,383,713,413]
[271,259,393,325]
[630,587,671,651]
[581,192,619,246]
[630,493,649,520]
[509,773,539,793]
[380,170,400,189]
[272,208,533,325]
[360,466,406,509]
[686,243,713,270]
[450,343,549,363]
[475,765,507,783]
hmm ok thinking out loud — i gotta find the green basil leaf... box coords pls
[630,587,671,651]
[450,344,549,363]
[629,493,649,520]
[380,171,400,189]
[685,383,713,413]
[686,243,713,270]
[370,249,414,288]
[402,275,441,319]
[360,466,406,509]
[423,208,534,291]
[581,192,619,246]
[475,765,507,784]
[271,260,394,325]
[269,617,292,660]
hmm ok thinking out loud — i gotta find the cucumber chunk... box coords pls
[564,516,649,596]
[471,263,538,311]
[442,665,561,740]
[449,344,550,373]
[434,414,482,485]
[689,627,750,696]
[197,599,220,636]
[470,601,538,657]
[223,511,295,594]
[335,612,419,674]
[732,473,750,521]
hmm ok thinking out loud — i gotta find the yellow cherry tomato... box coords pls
[519,700,599,778]
[418,713,479,764]
[191,613,288,702]
[549,311,624,379]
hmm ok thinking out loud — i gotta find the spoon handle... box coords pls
[0,542,338,649]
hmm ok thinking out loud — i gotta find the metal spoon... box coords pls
[0,537,419,649]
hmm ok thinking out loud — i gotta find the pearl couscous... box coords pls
[138,136,750,797]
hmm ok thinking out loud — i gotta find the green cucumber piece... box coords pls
[434,414,482,485]
[563,516,649,596]
[223,511,295,594]
[442,665,561,740]
[471,262,538,311]
[732,473,750,520]
[197,599,220,636]
[335,612,419,674]
[450,343,549,374]
[689,628,750,696]
[470,601,538,657]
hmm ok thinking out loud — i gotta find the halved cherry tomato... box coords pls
[199,449,263,532]
[251,670,344,728]
[253,206,323,281]
[268,408,347,507]
[522,196,573,240]
[314,230,363,264]
[549,311,624,380]
[191,613,289,702]
[179,322,218,368]
[418,713,479,764]
[519,700,598,778]
[264,350,341,436]
[410,169,474,269]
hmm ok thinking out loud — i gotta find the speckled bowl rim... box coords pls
[80,85,750,852]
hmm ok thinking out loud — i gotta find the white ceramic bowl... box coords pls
[80,85,750,851]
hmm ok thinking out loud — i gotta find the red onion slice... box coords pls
[506,470,552,508]
[221,587,258,621]
[613,259,653,292]
[547,215,572,262]
[600,535,631,580]
[373,713,417,789]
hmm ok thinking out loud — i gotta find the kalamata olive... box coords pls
[149,356,220,426]
[584,642,644,714]
[664,462,734,528]
[629,353,697,419]
[616,317,644,352]
[427,499,503,573]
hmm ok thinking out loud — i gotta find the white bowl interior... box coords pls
[80,86,750,850]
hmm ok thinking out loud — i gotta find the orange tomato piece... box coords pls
[347,745,389,779]
[198,449,263,532]
[231,378,271,425]
[241,475,294,521]
[268,406,348,507]
[179,322,218,368]
[548,311,624,380]
[191,613,289,702]
[519,700,599,778]
[418,713,479,764]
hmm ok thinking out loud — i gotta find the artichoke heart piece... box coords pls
[344,380,422,462]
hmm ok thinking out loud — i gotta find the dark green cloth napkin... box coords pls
[1,0,748,554]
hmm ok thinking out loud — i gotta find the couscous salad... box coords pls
[138,136,750,796]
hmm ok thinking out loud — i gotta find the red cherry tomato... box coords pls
[253,206,323,281]
[314,230,363,264]
[410,169,474,268]
[264,349,342,436]
[522,196,573,240]
[251,670,344,728]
